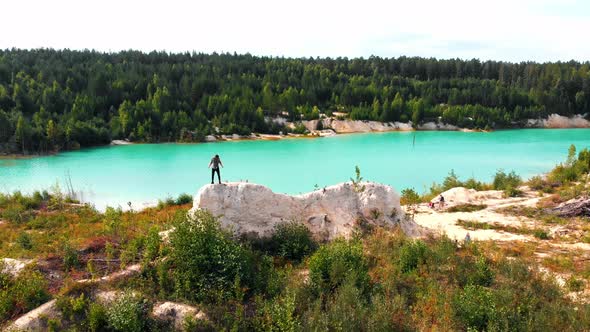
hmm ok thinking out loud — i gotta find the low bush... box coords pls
[106,292,151,332]
[87,302,109,332]
[400,188,421,206]
[503,185,523,198]
[533,229,550,240]
[175,193,193,205]
[56,293,88,322]
[1,205,35,223]
[446,203,487,213]
[427,170,489,198]
[63,242,80,271]
[267,222,318,262]
[308,239,370,294]
[257,291,300,331]
[399,239,431,273]
[493,169,522,197]
[16,231,33,250]
[528,175,554,193]
[548,145,590,184]
[0,268,50,324]
[169,210,256,302]
[453,284,495,331]
[566,277,585,292]
[157,193,193,208]
[291,122,308,134]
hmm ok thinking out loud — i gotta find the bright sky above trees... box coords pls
[1,0,589,62]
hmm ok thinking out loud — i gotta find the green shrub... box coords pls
[427,170,488,198]
[175,193,193,205]
[442,169,463,190]
[142,227,162,263]
[16,231,33,250]
[400,188,421,206]
[0,269,50,324]
[302,278,369,331]
[258,292,300,331]
[566,277,584,292]
[493,169,522,192]
[453,284,495,331]
[104,206,123,237]
[308,239,370,294]
[292,123,308,134]
[169,210,256,302]
[120,236,145,267]
[398,240,430,273]
[63,242,80,271]
[528,175,553,193]
[106,292,150,332]
[87,302,109,332]
[2,205,34,223]
[549,146,590,184]
[268,222,318,262]
[467,256,494,287]
[533,229,549,240]
[157,194,191,208]
[463,177,487,191]
[503,185,523,198]
[56,293,88,321]
[165,197,175,206]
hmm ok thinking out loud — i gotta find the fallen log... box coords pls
[551,196,590,217]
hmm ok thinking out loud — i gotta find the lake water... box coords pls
[1,129,589,210]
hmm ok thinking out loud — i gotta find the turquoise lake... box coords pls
[1,129,589,210]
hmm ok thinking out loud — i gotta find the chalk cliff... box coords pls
[190,182,421,240]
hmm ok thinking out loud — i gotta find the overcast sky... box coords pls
[1,0,589,62]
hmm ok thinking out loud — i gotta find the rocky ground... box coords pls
[409,186,590,301]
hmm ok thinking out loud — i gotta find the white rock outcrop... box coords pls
[190,182,421,240]
[152,302,208,330]
[110,139,132,145]
[432,187,504,207]
[526,114,590,128]
[6,300,60,331]
[418,122,459,131]
[1,258,34,277]
[301,119,415,133]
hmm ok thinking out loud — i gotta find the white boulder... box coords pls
[190,182,421,240]
[152,302,208,330]
[1,258,34,277]
[6,300,60,331]
[432,187,504,207]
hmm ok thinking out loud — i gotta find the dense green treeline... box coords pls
[1,49,589,154]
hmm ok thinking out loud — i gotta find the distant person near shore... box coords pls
[438,195,445,209]
[209,154,223,184]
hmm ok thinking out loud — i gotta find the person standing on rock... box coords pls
[209,154,223,184]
